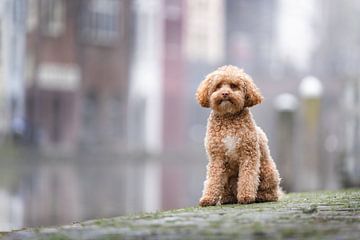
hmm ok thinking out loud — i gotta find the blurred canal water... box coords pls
[0,141,206,230]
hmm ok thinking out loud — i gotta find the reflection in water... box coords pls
[0,190,23,231]
[0,146,205,230]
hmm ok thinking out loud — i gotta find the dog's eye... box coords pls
[230,83,238,90]
[215,83,222,89]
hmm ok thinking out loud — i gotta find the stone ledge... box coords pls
[2,189,360,240]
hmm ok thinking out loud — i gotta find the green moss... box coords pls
[93,234,125,240]
[39,234,72,240]
[280,227,297,238]
[251,222,266,235]
[302,204,318,214]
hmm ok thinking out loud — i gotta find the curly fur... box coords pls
[196,65,282,206]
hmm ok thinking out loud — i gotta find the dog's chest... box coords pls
[222,135,240,158]
[205,111,253,161]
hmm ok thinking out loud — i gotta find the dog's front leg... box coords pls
[237,152,260,204]
[199,159,227,207]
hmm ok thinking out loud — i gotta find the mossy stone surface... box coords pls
[3,189,360,240]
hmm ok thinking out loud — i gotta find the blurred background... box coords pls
[0,0,359,231]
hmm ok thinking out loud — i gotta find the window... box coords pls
[81,0,121,46]
[40,0,65,37]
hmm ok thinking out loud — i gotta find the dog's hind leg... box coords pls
[255,127,282,202]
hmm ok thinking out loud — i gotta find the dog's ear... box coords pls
[243,73,263,107]
[195,74,213,108]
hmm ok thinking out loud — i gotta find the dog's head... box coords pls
[196,65,263,114]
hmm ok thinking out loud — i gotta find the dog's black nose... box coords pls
[222,92,229,97]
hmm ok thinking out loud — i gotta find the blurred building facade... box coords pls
[0,0,27,140]
[226,0,277,76]
[314,0,360,187]
[25,0,131,152]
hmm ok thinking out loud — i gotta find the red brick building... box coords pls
[25,0,131,152]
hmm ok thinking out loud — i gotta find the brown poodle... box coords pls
[196,65,282,206]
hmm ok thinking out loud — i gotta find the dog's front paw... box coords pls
[199,196,218,207]
[237,194,256,204]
